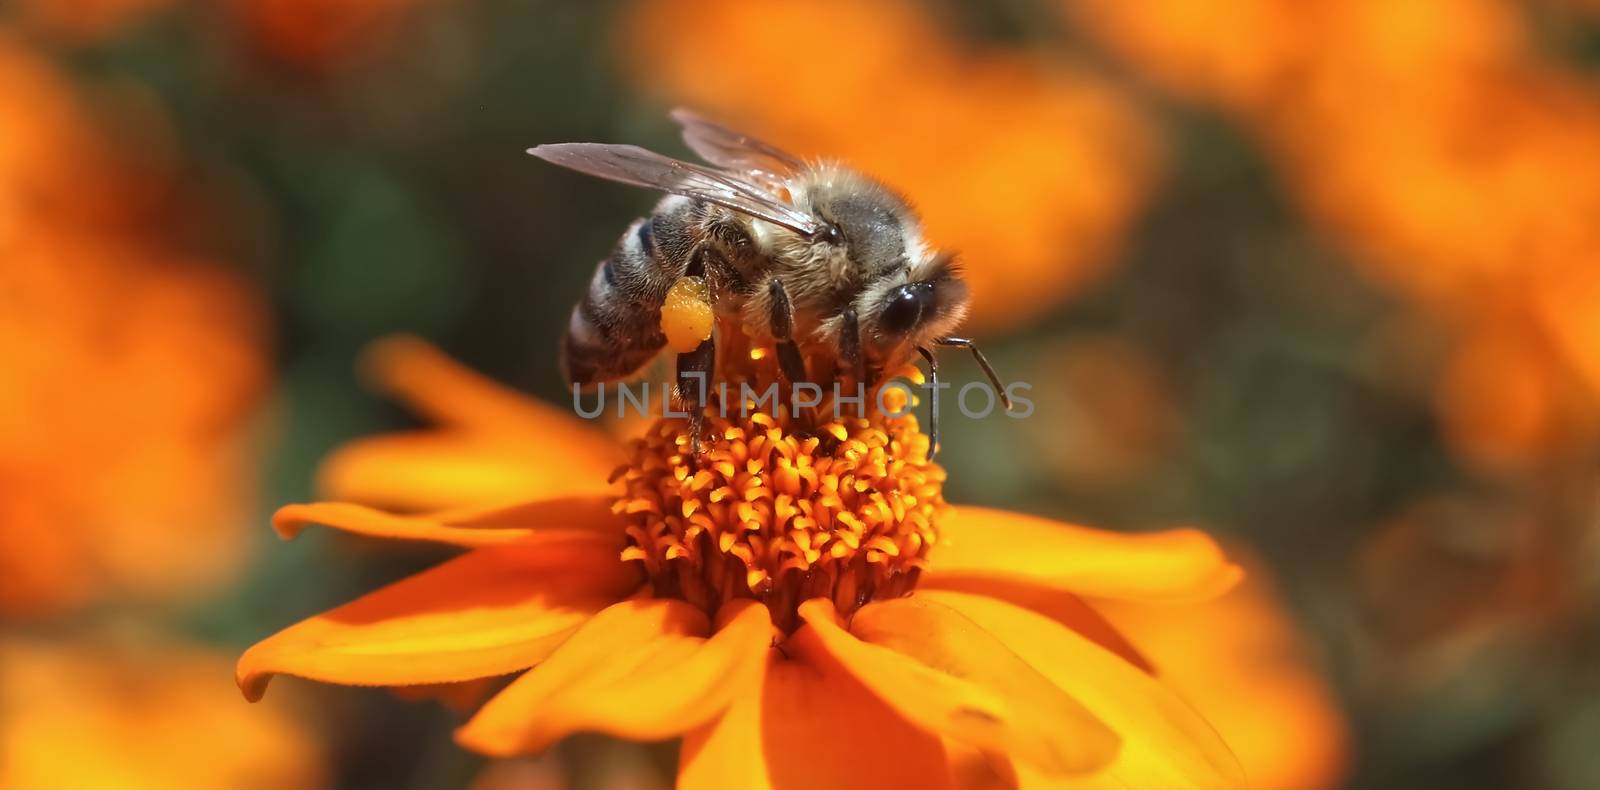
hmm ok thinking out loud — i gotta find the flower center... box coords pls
[611,349,946,632]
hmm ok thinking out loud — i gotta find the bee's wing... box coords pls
[529,142,821,238]
[669,108,805,187]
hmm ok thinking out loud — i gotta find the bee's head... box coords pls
[790,166,969,366]
[859,250,970,354]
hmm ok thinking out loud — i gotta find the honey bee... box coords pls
[530,109,1010,457]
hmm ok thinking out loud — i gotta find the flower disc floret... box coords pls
[614,403,944,630]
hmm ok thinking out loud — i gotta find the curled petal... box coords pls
[317,431,616,510]
[678,633,955,790]
[237,543,640,701]
[919,590,1245,789]
[272,496,621,549]
[795,598,1119,776]
[928,507,1242,602]
[456,599,773,756]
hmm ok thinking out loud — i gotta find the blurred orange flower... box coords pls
[619,0,1160,334]
[468,757,571,790]
[231,0,430,70]
[7,0,177,44]
[1023,335,1180,487]
[0,35,269,615]
[1096,553,1349,790]
[0,635,324,790]
[241,337,1246,787]
[1354,492,1594,695]
[1433,319,1598,472]
[1063,0,1600,468]
[11,0,432,68]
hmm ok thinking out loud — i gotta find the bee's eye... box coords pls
[880,282,932,335]
[822,224,845,246]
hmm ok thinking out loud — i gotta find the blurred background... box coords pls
[2,0,1598,788]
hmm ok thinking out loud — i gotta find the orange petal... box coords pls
[919,590,1245,788]
[362,335,619,454]
[1092,556,1348,790]
[795,598,1119,776]
[237,543,640,702]
[456,598,773,756]
[922,577,1152,673]
[272,496,623,549]
[431,496,621,532]
[317,430,617,511]
[929,506,1243,602]
[274,503,555,548]
[678,630,955,790]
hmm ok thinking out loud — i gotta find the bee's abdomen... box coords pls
[561,216,678,385]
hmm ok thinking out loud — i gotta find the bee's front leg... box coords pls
[767,279,810,390]
[916,347,940,462]
[839,307,866,387]
[676,335,715,461]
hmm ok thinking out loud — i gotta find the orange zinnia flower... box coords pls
[1,635,325,790]
[241,337,1245,787]
[0,34,269,615]
[1064,0,1600,469]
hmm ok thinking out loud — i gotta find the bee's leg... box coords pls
[833,308,869,422]
[916,347,940,461]
[767,279,809,389]
[676,334,715,460]
[935,337,1014,411]
[839,307,866,386]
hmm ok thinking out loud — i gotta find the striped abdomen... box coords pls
[562,196,701,385]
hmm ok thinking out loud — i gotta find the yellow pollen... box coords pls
[660,276,715,353]
[612,375,945,631]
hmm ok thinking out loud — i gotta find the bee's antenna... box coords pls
[935,337,1014,411]
[917,347,939,462]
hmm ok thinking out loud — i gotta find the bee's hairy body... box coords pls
[563,164,964,387]
[534,110,1003,460]
[564,195,719,384]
